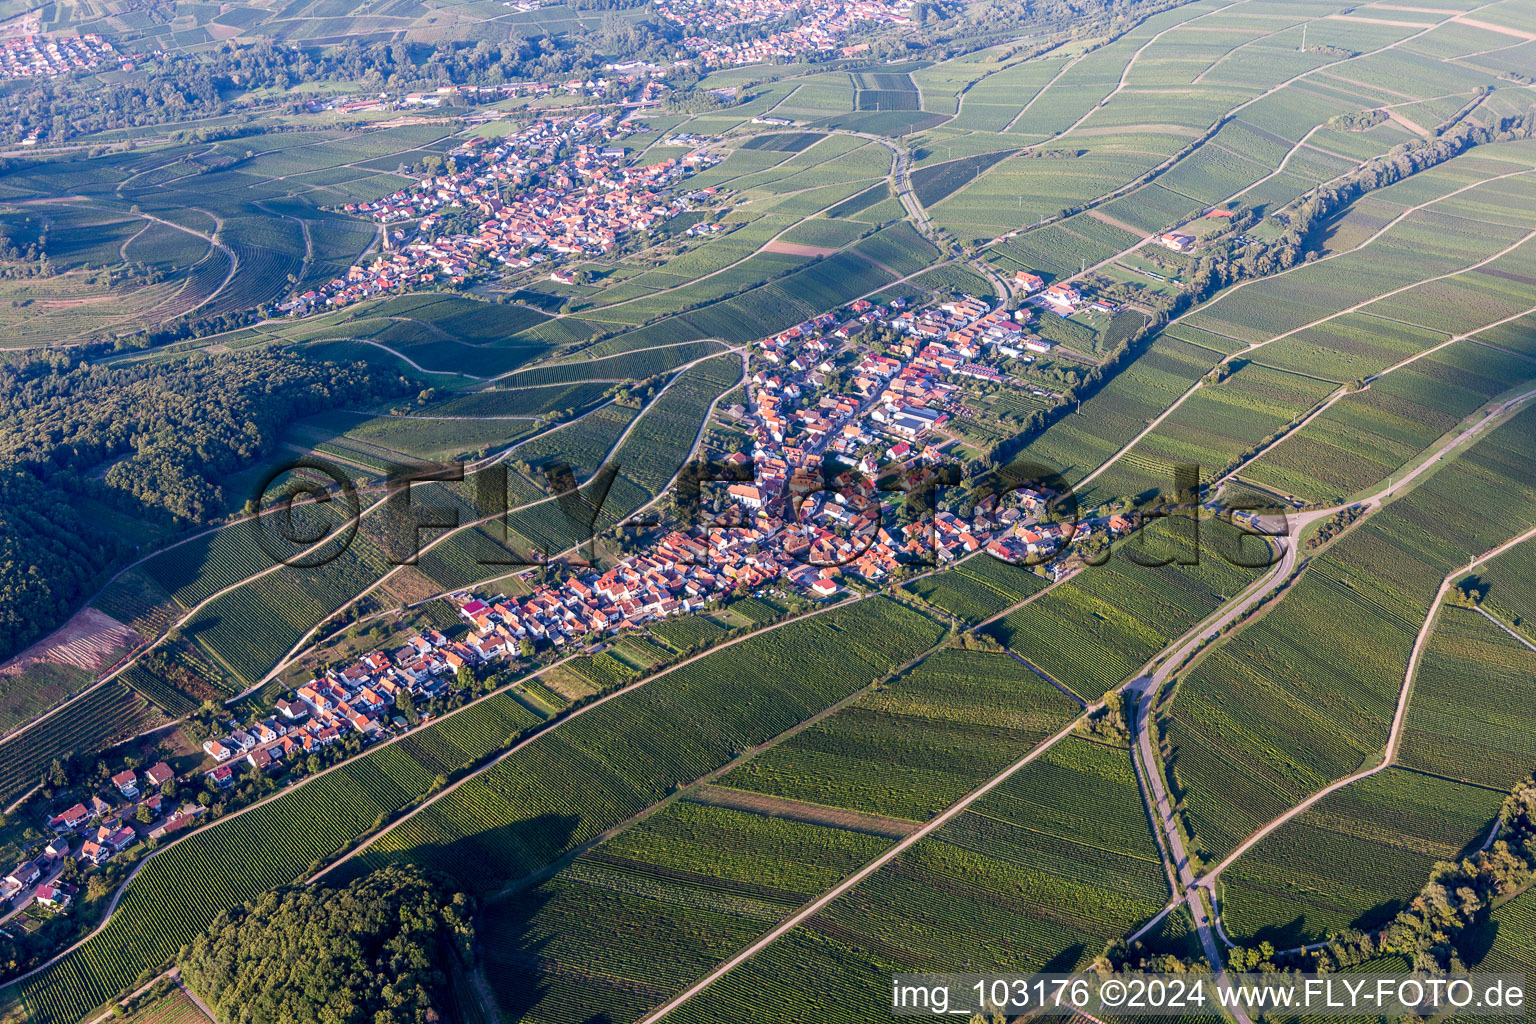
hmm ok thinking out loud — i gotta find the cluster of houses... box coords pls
[724,292,1100,577]
[453,524,845,652]
[288,115,719,313]
[0,33,119,81]
[32,762,205,882]
[222,626,504,781]
[2,850,73,913]
[655,0,915,65]
[1013,268,1122,318]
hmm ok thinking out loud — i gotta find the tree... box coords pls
[455,664,475,691]
[180,866,474,1024]
[136,804,153,824]
[519,638,535,659]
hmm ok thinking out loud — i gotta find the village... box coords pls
[1,150,1175,939]
[0,760,205,935]
[306,68,671,117]
[655,0,916,64]
[0,32,120,85]
[238,283,1157,771]
[286,114,721,314]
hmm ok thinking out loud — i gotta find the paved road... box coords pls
[1123,505,1330,1024]
[1200,518,1536,885]
[1126,382,1536,993]
[0,857,64,928]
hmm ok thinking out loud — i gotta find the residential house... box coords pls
[143,762,175,789]
[111,769,139,798]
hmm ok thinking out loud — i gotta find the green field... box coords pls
[1164,405,1536,867]
[717,647,1081,821]
[662,737,1169,1024]
[479,800,894,1024]
[1220,768,1503,947]
[901,556,1049,623]
[1245,317,1536,503]
[1398,605,1536,791]
[334,598,946,892]
[983,517,1265,699]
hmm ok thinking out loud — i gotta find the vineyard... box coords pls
[1398,605,1536,791]
[332,598,945,893]
[911,150,1016,208]
[118,988,208,1024]
[718,647,1080,821]
[499,341,724,388]
[607,354,743,494]
[649,615,729,652]
[11,680,558,1024]
[902,556,1048,623]
[1219,768,1502,947]
[1083,361,1337,507]
[1483,540,1536,641]
[564,651,638,691]
[137,498,365,610]
[1165,405,1536,865]
[1463,888,1536,981]
[181,527,397,686]
[90,570,179,640]
[120,640,232,714]
[430,380,610,418]
[983,517,1262,698]
[1245,327,1536,503]
[1018,332,1221,492]
[726,597,781,625]
[479,801,891,1024]
[0,684,164,805]
[664,738,1168,1024]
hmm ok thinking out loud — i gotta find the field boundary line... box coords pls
[1200,521,1536,884]
[633,710,1097,1024]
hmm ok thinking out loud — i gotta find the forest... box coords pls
[179,865,475,1024]
[0,350,409,661]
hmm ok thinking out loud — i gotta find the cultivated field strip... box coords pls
[1163,404,1536,885]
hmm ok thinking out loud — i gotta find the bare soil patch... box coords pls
[690,785,919,838]
[762,239,839,258]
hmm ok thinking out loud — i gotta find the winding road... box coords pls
[1126,383,1536,990]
